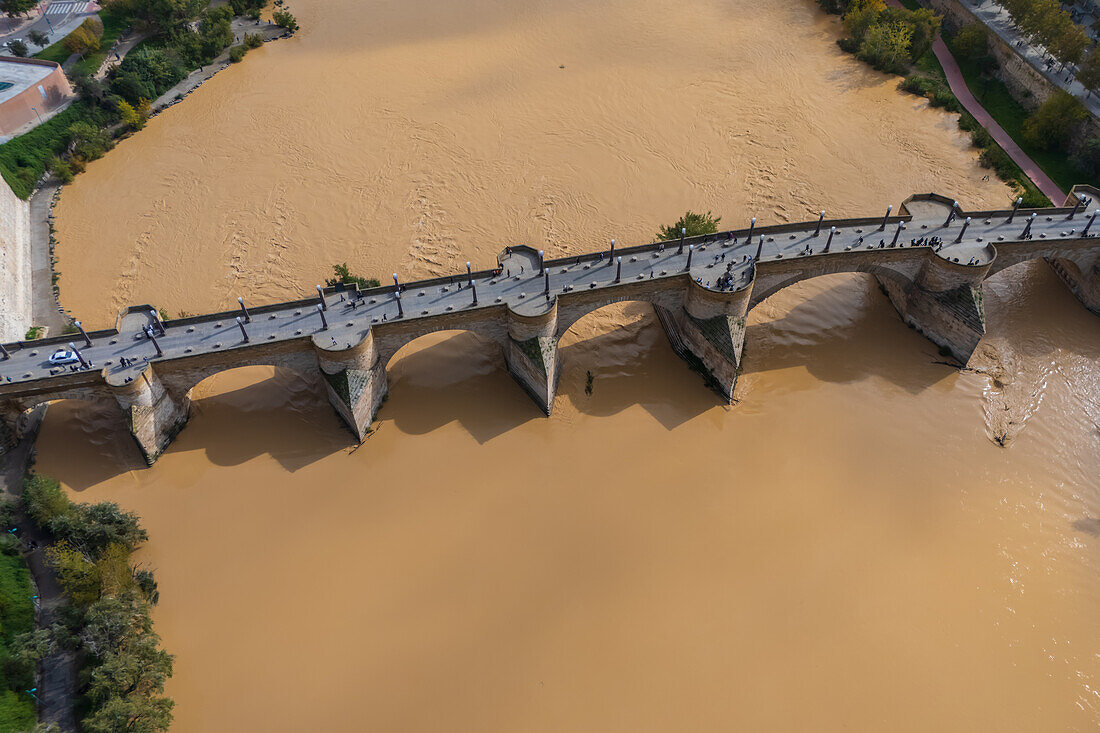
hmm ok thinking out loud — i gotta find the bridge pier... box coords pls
[504,307,559,415]
[655,280,750,402]
[111,365,189,465]
[314,331,386,441]
[878,255,990,364]
[1047,252,1100,315]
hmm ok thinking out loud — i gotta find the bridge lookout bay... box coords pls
[3,191,1098,464]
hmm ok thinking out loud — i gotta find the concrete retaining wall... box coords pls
[0,178,31,342]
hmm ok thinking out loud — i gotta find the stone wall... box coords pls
[924,0,1056,110]
[0,178,31,342]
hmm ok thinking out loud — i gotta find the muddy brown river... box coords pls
[35,0,1099,730]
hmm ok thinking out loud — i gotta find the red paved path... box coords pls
[883,0,1065,203]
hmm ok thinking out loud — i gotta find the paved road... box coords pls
[0,1,98,56]
[1,201,1094,389]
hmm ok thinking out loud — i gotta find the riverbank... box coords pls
[0,10,296,341]
[0,413,76,733]
[30,1,1100,730]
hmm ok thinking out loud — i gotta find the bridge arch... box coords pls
[747,259,918,312]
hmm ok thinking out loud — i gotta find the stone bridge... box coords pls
[2,190,1098,464]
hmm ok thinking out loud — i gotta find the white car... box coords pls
[48,349,79,366]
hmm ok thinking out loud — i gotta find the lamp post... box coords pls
[236,316,249,343]
[824,226,836,253]
[146,330,163,357]
[1068,195,1086,219]
[68,342,88,368]
[317,303,329,330]
[1022,212,1036,238]
[316,285,327,311]
[148,309,165,335]
[615,256,622,283]
[814,210,825,237]
[880,205,892,231]
[538,250,545,275]
[1007,196,1023,223]
[73,320,91,347]
[746,217,756,245]
[944,200,959,227]
[608,239,615,263]
[1084,210,1098,237]
[0,342,8,360]
[686,244,694,271]
[954,216,972,243]
[891,221,905,246]
[237,297,251,323]
[677,227,686,254]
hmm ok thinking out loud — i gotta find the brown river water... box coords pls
[34,0,1099,730]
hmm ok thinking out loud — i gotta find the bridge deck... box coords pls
[0,197,1095,395]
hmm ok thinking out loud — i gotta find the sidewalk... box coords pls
[966,0,1100,120]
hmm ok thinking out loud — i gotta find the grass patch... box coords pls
[900,44,1050,205]
[34,9,128,78]
[0,549,37,732]
[943,33,1100,193]
[0,101,113,199]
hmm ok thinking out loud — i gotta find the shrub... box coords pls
[8,39,28,57]
[28,29,49,47]
[228,44,247,63]
[244,32,264,49]
[49,155,75,183]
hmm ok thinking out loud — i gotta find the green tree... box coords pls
[28,29,49,46]
[7,38,28,56]
[64,24,101,58]
[0,0,36,16]
[45,541,101,606]
[656,211,721,241]
[67,120,113,160]
[83,618,174,733]
[48,155,75,183]
[117,98,147,131]
[841,0,885,47]
[1077,49,1100,96]
[952,23,989,61]
[131,0,206,34]
[326,263,380,289]
[228,0,266,14]
[858,19,913,74]
[1050,22,1088,67]
[23,474,73,527]
[1022,90,1087,151]
[48,501,147,559]
[272,9,298,31]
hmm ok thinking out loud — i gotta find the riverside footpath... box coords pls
[885,0,1065,203]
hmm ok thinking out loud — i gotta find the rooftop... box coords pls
[0,58,58,106]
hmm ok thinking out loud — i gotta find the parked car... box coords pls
[48,349,79,365]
